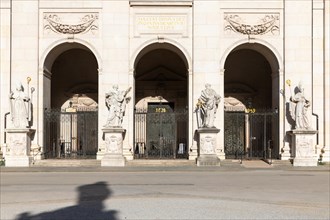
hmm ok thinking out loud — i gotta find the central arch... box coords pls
[133,42,189,159]
[42,42,99,159]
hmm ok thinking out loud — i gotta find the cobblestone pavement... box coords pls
[1,166,329,220]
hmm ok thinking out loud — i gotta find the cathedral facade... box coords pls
[1,0,329,165]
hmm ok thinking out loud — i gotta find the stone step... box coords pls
[126,159,196,167]
[33,159,101,167]
[219,159,243,167]
[269,159,293,166]
[241,160,272,168]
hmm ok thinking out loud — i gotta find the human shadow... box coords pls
[16,181,117,220]
[285,102,295,129]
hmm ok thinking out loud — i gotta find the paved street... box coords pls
[1,168,329,220]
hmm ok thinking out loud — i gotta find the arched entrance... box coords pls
[223,43,280,160]
[133,43,189,159]
[43,42,99,159]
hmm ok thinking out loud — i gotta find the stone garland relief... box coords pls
[43,13,99,35]
[224,13,280,36]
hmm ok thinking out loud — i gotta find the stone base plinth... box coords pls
[5,128,35,167]
[96,151,105,160]
[197,155,220,166]
[101,154,125,166]
[101,128,126,167]
[293,158,318,166]
[196,128,221,166]
[288,130,318,167]
[5,155,33,167]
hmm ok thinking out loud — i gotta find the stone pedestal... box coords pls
[288,130,318,166]
[5,128,35,167]
[101,128,126,167]
[196,128,220,166]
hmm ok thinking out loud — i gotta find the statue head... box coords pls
[205,83,211,89]
[298,81,304,93]
[15,82,23,92]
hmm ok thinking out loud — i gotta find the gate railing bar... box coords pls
[44,109,98,159]
[133,110,188,159]
[224,111,279,160]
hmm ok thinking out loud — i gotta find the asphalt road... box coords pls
[1,169,329,220]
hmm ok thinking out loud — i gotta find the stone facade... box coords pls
[1,0,329,164]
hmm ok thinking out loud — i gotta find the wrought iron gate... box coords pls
[44,109,98,159]
[224,111,278,160]
[134,104,188,159]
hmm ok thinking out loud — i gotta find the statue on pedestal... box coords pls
[196,84,221,128]
[104,85,131,127]
[287,80,311,130]
[9,80,34,128]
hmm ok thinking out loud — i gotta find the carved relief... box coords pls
[105,135,122,154]
[43,13,99,35]
[224,14,279,36]
[201,136,215,154]
[9,136,26,156]
[296,137,313,158]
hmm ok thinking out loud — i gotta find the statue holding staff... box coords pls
[287,80,311,130]
[196,84,221,128]
[9,80,30,128]
[104,85,131,127]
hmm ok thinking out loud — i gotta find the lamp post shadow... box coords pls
[16,181,117,220]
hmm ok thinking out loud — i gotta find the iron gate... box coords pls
[134,105,188,159]
[224,111,278,160]
[44,109,98,159]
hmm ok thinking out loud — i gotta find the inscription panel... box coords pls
[134,14,188,37]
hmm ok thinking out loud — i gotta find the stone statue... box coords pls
[196,84,221,128]
[9,82,31,128]
[289,81,311,130]
[104,85,131,127]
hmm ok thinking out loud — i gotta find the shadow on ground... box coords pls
[16,181,117,220]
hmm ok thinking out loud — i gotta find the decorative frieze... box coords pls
[43,13,99,36]
[224,13,279,36]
